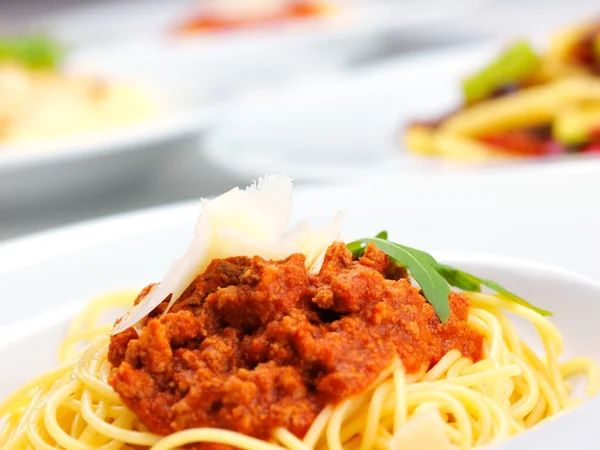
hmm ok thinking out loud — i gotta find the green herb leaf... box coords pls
[435,264,482,292]
[346,240,366,256]
[347,237,451,322]
[347,234,553,321]
[370,231,438,266]
[375,230,388,240]
[478,276,552,316]
[435,263,551,316]
[0,35,64,70]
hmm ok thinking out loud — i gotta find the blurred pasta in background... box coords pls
[405,20,600,161]
[0,35,157,149]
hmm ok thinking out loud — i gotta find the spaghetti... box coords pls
[0,178,598,449]
[0,286,597,449]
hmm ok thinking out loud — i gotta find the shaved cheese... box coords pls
[216,227,301,261]
[280,212,345,273]
[112,175,343,335]
[389,409,458,450]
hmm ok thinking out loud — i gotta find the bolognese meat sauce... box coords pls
[108,243,483,444]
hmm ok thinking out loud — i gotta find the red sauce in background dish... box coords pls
[479,125,555,156]
[108,243,482,448]
[570,24,600,74]
[176,1,329,34]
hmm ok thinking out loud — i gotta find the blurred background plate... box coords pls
[203,40,600,182]
[8,0,493,48]
[0,52,223,209]
[0,0,492,209]
[0,116,216,208]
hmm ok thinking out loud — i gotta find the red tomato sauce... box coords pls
[108,243,482,448]
[176,1,329,34]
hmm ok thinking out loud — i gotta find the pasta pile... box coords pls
[0,289,597,449]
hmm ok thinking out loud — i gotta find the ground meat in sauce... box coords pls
[108,243,483,449]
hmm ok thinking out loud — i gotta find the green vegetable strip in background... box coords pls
[462,40,540,104]
[347,232,552,323]
[0,35,65,70]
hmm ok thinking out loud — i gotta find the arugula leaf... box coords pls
[435,264,482,292]
[347,233,553,321]
[435,263,551,316]
[346,240,366,256]
[375,230,388,240]
[0,35,64,70]
[478,277,552,316]
[347,237,451,322]
[371,231,437,266]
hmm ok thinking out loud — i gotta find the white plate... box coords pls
[22,0,490,48]
[203,41,600,182]
[0,47,227,208]
[0,174,600,449]
[1,168,600,326]
[1,254,599,450]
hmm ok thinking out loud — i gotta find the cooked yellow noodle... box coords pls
[0,64,158,147]
[0,290,597,449]
[439,77,600,136]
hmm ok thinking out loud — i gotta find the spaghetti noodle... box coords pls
[0,286,597,449]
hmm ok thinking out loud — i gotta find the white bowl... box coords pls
[0,172,599,447]
[0,253,599,449]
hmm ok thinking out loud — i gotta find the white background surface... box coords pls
[0,0,599,241]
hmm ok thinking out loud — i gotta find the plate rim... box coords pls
[0,103,223,172]
[2,251,599,345]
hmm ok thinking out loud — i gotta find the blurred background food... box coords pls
[174,0,334,34]
[0,35,157,148]
[405,21,600,161]
[0,0,598,240]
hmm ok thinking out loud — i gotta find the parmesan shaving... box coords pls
[389,409,459,450]
[112,175,343,335]
[280,211,345,273]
